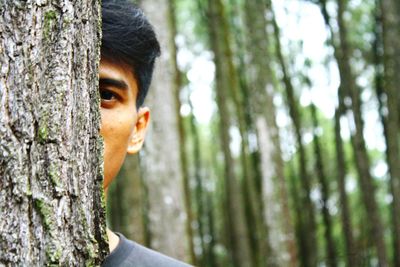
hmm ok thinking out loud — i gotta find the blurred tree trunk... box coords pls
[268,1,318,266]
[317,0,389,265]
[337,0,388,265]
[204,190,218,267]
[379,0,400,264]
[317,2,359,265]
[0,1,107,266]
[288,164,310,267]
[242,1,298,266]
[206,0,253,266]
[169,0,197,265]
[333,106,359,267]
[139,0,190,262]
[310,103,337,267]
[188,100,208,266]
[227,4,266,266]
[219,1,272,266]
[208,133,231,267]
[334,108,359,266]
[107,155,146,244]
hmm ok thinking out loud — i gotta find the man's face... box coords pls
[99,59,150,190]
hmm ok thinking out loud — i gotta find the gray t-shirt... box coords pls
[101,233,192,267]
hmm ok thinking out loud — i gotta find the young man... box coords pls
[99,1,191,266]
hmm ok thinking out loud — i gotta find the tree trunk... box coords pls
[188,100,208,267]
[288,164,310,267]
[206,0,253,266]
[333,107,359,267]
[379,0,400,264]
[242,1,298,266]
[0,1,107,266]
[219,1,271,266]
[310,103,337,267]
[139,0,190,262]
[107,154,146,244]
[169,0,197,264]
[268,1,318,266]
[338,1,388,265]
[324,0,389,264]
[227,12,265,267]
[316,2,360,265]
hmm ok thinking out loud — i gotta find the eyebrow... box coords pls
[99,78,128,90]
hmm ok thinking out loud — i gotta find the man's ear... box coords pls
[127,107,150,154]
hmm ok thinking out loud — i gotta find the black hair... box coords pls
[101,0,161,107]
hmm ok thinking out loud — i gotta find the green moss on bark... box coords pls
[38,125,48,142]
[49,164,61,188]
[44,10,57,40]
[34,199,54,231]
[84,238,98,267]
[38,112,49,142]
[46,247,62,265]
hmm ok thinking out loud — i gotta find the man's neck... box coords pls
[106,228,120,252]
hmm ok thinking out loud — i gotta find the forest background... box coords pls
[108,0,400,267]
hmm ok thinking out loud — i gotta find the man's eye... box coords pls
[100,89,116,101]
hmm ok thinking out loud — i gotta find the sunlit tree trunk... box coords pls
[139,0,190,262]
[0,1,107,265]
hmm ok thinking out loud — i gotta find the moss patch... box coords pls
[44,10,58,40]
[48,163,61,188]
[38,125,48,142]
[38,112,49,143]
[33,199,53,231]
[46,246,62,265]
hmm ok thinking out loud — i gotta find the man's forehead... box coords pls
[99,59,139,98]
[100,59,131,77]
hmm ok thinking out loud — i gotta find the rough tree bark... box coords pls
[0,1,107,266]
[138,0,190,262]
